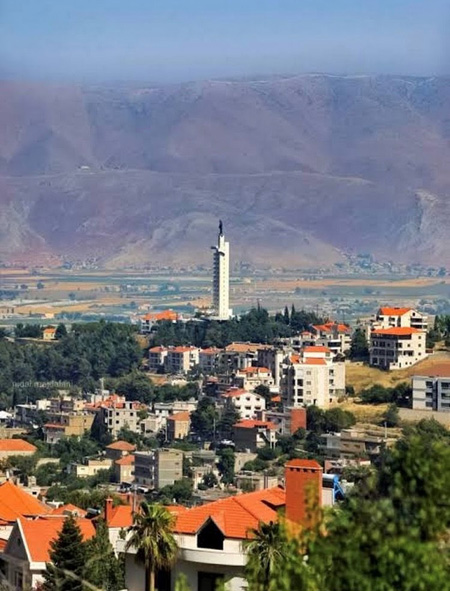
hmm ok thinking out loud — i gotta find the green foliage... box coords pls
[54,434,101,468]
[190,397,218,440]
[306,406,356,434]
[201,472,218,488]
[218,404,241,439]
[84,519,124,591]
[152,306,323,348]
[382,403,400,427]
[55,324,68,339]
[158,478,193,504]
[243,458,269,472]
[217,447,235,484]
[360,382,412,406]
[15,323,42,338]
[43,514,87,591]
[348,327,369,360]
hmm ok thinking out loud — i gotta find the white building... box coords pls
[221,387,266,420]
[211,221,232,320]
[233,366,274,392]
[369,327,426,370]
[281,346,345,408]
[148,346,168,372]
[199,348,222,374]
[412,365,450,411]
[165,346,200,375]
[369,306,428,333]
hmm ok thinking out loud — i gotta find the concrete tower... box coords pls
[211,220,231,320]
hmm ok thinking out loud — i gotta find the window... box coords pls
[198,573,224,591]
[198,519,225,550]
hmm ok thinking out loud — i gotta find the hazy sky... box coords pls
[1,0,449,83]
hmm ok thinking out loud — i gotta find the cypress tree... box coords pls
[43,515,87,591]
[84,519,124,591]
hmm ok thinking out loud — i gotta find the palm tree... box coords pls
[126,501,177,591]
[244,521,285,591]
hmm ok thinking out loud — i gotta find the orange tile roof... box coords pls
[50,504,87,517]
[413,363,450,378]
[290,354,301,364]
[222,388,249,399]
[234,419,277,430]
[18,517,95,562]
[224,342,268,353]
[372,327,421,336]
[379,307,412,316]
[167,412,190,422]
[149,346,168,353]
[0,481,50,522]
[271,395,281,403]
[303,358,327,366]
[44,423,65,430]
[142,310,178,322]
[0,539,7,552]
[200,347,222,355]
[106,440,136,452]
[0,439,37,453]
[312,322,350,334]
[239,366,271,374]
[107,504,133,528]
[171,346,198,353]
[174,487,285,539]
[115,454,135,466]
[303,346,332,353]
[43,327,56,334]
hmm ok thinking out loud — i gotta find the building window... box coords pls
[197,519,225,550]
[198,573,224,591]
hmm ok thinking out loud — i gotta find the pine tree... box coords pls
[84,519,124,591]
[43,515,87,591]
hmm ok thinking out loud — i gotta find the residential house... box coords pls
[370,306,428,332]
[2,517,95,589]
[281,346,346,408]
[233,366,274,392]
[369,327,426,370]
[166,412,191,441]
[97,400,142,438]
[165,347,200,375]
[71,457,113,478]
[42,327,56,341]
[199,348,222,375]
[320,428,389,460]
[0,440,36,460]
[218,343,271,375]
[221,388,265,420]
[233,419,277,452]
[310,322,352,356]
[134,449,183,489]
[114,454,135,484]
[105,440,136,462]
[148,346,169,372]
[412,364,450,411]
[254,407,307,436]
[140,310,179,334]
[43,413,94,445]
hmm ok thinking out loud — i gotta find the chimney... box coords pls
[105,497,113,523]
[289,408,306,434]
[285,459,322,528]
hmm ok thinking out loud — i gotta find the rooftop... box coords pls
[167,411,190,422]
[372,327,421,336]
[0,439,37,452]
[0,481,50,522]
[234,419,277,430]
[115,454,135,466]
[106,440,136,452]
[378,307,412,316]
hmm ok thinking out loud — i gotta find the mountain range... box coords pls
[1,74,450,268]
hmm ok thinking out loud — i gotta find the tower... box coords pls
[211,221,231,320]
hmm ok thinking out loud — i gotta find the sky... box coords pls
[1,0,449,83]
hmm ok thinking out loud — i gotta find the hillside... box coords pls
[1,74,450,267]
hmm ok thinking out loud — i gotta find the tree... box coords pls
[202,472,218,488]
[217,447,235,484]
[126,502,177,591]
[306,406,326,434]
[218,404,240,439]
[349,327,369,361]
[382,403,400,428]
[190,397,218,440]
[324,408,356,432]
[245,521,286,591]
[84,519,124,591]
[55,324,68,339]
[43,515,87,591]
[254,384,272,406]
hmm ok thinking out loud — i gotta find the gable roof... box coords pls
[107,504,134,528]
[222,388,249,399]
[115,454,135,466]
[17,517,95,563]
[0,439,37,453]
[167,412,190,422]
[303,358,327,366]
[312,322,350,334]
[106,440,136,452]
[174,487,285,539]
[238,366,271,374]
[302,346,332,353]
[0,481,50,522]
[379,307,412,316]
[50,504,87,517]
[142,310,178,322]
[372,327,421,336]
[234,419,277,430]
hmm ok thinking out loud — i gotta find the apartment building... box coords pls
[233,419,277,452]
[256,347,285,388]
[254,407,307,436]
[166,412,191,441]
[165,346,199,375]
[43,413,94,445]
[114,454,135,483]
[371,306,428,332]
[369,327,426,370]
[218,343,270,374]
[148,346,168,372]
[199,348,222,374]
[412,365,450,411]
[221,388,265,420]
[281,346,345,408]
[133,449,183,489]
[233,366,274,392]
[98,401,142,438]
[320,428,387,460]
[310,322,352,356]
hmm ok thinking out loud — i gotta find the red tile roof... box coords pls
[149,346,168,353]
[167,412,190,422]
[312,322,350,334]
[107,504,134,528]
[234,419,277,430]
[174,487,285,539]
[372,327,421,336]
[44,423,65,430]
[115,454,135,466]
[106,440,136,452]
[43,327,56,334]
[0,481,50,522]
[0,439,37,453]
[200,348,222,355]
[170,346,198,353]
[290,354,301,364]
[142,310,178,322]
[18,517,95,562]
[303,358,327,366]
[222,388,249,399]
[303,346,332,353]
[413,363,450,378]
[379,307,411,316]
[238,366,271,374]
[50,504,87,517]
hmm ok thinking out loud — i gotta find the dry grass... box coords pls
[337,400,389,423]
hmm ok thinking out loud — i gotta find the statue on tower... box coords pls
[219,220,223,235]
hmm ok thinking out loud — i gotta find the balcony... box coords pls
[177,547,246,567]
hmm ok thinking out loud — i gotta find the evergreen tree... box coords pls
[43,515,87,591]
[218,405,241,439]
[84,519,124,591]
[349,327,369,360]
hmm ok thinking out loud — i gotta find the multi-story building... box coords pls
[281,346,345,408]
[310,322,352,356]
[369,327,426,370]
[218,343,270,374]
[133,449,183,489]
[166,412,191,441]
[71,457,113,478]
[199,348,222,375]
[320,428,388,460]
[148,346,168,372]
[105,440,136,461]
[370,306,428,332]
[97,401,142,438]
[233,419,277,452]
[114,454,135,483]
[165,346,200,375]
[221,388,265,420]
[43,413,94,445]
[254,407,307,436]
[211,221,232,320]
[233,366,274,392]
[257,347,286,388]
[412,366,450,411]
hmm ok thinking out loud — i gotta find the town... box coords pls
[0,224,449,590]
